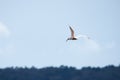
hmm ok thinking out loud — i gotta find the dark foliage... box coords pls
[0,65,120,80]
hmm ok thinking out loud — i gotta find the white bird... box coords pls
[66,26,90,41]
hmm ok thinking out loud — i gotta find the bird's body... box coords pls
[66,26,77,41]
[72,38,77,40]
[66,26,90,41]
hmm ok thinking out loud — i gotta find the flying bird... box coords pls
[66,26,90,41]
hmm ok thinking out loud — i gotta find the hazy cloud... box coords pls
[79,39,101,53]
[0,22,15,55]
[0,22,10,37]
[78,39,116,53]
[67,38,102,54]
[84,39,101,51]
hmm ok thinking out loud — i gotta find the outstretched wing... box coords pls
[76,34,90,39]
[69,26,75,38]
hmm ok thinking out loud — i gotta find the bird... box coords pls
[66,26,90,41]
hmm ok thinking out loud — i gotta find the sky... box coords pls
[0,0,120,68]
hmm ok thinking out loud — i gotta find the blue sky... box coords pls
[0,0,120,68]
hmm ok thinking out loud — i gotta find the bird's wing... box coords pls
[69,26,75,38]
[76,34,90,39]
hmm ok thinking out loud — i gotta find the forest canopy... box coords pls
[0,65,120,80]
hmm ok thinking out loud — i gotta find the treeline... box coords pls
[0,65,120,80]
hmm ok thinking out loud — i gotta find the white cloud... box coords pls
[78,39,101,53]
[0,22,10,37]
[0,22,15,56]
[67,38,102,54]
[84,39,101,51]
[77,39,116,54]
